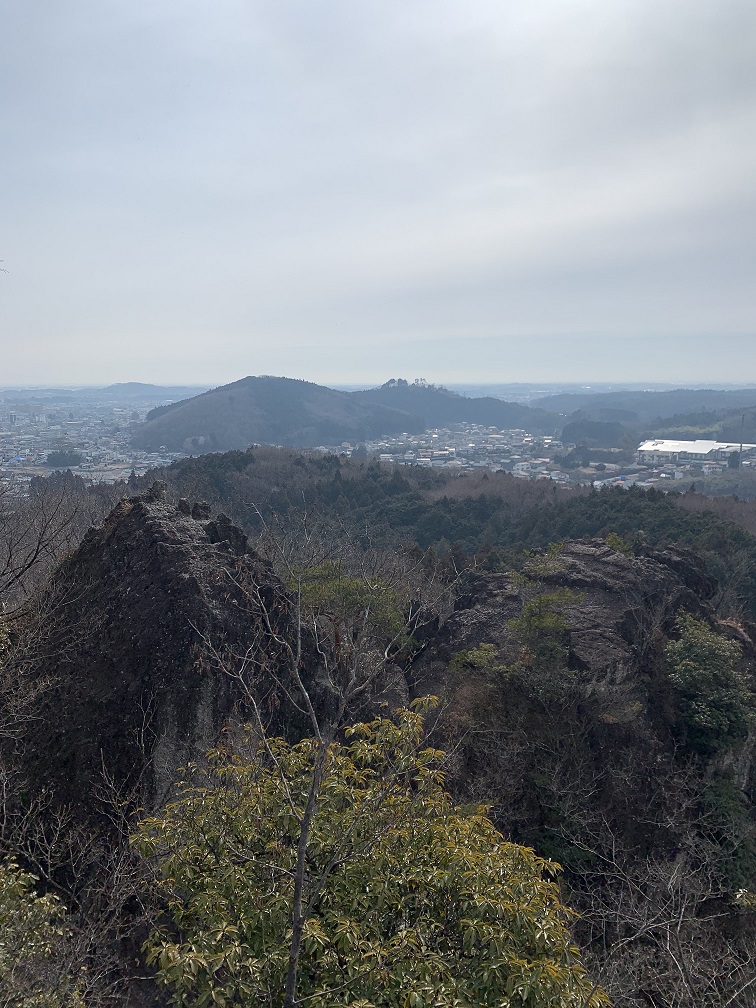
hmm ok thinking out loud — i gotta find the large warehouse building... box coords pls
[636,439,756,463]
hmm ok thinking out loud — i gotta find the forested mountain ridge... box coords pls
[349,378,559,433]
[133,375,424,452]
[533,386,756,420]
[129,375,756,460]
[132,375,560,453]
[530,388,756,457]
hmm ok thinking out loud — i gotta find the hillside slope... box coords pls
[351,379,558,432]
[132,375,423,452]
[534,386,756,421]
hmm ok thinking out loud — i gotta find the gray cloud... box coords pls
[1,0,754,385]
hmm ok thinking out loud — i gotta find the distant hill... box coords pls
[648,403,756,442]
[536,390,756,450]
[350,379,558,433]
[132,376,423,452]
[0,383,211,406]
[533,387,756,422]
[132,376,561,453]
[95,382,211,400]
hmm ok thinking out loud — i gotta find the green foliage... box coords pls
[44,450,83,469]
[295,561,406,644]
[449,643,508,682]
[507,585,576,683]
[560,419,626,448]
[519,543,568,579]
[700,776,756,888]
[446,555,579,717]
[134,708,606,1008]
[0,860,84,1008]
[664,613,754,755]
[603,532,631,555]
[733,888,756,910]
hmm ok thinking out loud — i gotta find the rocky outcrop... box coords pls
[412,539,720,711]
[412,539,755,842]
[8,512,753,1008]
[19,486,296,814]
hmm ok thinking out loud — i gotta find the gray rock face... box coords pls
[413,539,720,709]
[411,539,755,850]
[191,501,211,520]
[412,537,755,767]
[20,491,292,814]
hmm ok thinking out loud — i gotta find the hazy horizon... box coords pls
[3,374,756,397]
[2,2,755,386]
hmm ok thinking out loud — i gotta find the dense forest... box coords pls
[149,448,756,619]
[0,450,753,1006]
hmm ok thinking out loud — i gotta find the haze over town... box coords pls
[2,1,755,386]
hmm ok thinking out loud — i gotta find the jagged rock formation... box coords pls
[411,539,755,842]
[415,538,754,1008]
[19,486,296,814]
[413,539,720,707]
[22,513,753,821]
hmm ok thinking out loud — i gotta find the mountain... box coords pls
[132,375,423,452]
[94,381,212,400]
[350,379,558,433]
[131,377,564,455]
[0,383,210,401]
[533,387,756,421]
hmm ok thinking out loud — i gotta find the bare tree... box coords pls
[189,512,459,1007]
[542,753,756,1008]
[0,773,161,1006]
[0,475,158,1006]
[0,479,89,610]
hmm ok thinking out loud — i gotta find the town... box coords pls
[330,427,756,488]
[3,385,755,497]
[0,386,188,496]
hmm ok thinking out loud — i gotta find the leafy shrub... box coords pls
[665,613,753,755]
[0,860,83,1007]
[134,708,607,1008]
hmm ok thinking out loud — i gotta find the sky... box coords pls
[1,0,755,387]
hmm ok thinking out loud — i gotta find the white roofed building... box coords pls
[636,439,756,463]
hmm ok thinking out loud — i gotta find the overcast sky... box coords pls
[1,0,755,387]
